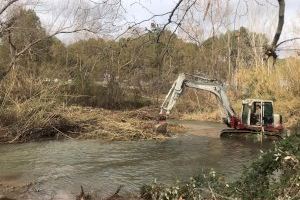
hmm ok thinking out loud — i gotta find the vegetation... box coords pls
[0,6,298,143]
[181,58,300,130]
[0,1,299,200]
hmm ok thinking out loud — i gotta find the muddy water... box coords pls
[0,121,273,199]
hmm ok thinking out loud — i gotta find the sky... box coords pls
[122,0,299,34]
[124,0,299,23]
[35,0,300,56]
[122,0,300,57]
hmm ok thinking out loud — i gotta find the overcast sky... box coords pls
[122,0,299,35]
[124,0,299,22]
[123,0,300,57]
[35,0,300,56]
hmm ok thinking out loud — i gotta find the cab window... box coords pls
[263,102,274,124]
[242,104,249,124]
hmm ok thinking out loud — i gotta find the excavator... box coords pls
[158,73,284,138]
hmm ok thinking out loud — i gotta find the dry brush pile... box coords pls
[0,71,184,143]
[0,71,80,143]
[0,102,184,143]
[63,106,184,141]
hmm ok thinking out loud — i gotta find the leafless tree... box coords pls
[263,0,285,62]
[0,0,122,81]
[120,0,298,67]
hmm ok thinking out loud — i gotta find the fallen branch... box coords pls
[52,126,75,140]
[106,185,124,200]
[76,186,92,200]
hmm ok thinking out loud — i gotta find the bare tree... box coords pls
[120,0,298,68]
[0,0,122,81]
[264,0,285,62]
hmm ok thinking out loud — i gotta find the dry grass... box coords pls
[0,70,184,143]
[178,58,300,129]
[234,58,300,128]
[181,109,221,122]
[0,71,81,143]
[62,106,184,141]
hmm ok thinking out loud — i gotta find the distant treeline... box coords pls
[0,8,271,108]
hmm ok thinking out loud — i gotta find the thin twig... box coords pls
[52,126,75,140]
[156,0,184,43]
[0,0,19,16]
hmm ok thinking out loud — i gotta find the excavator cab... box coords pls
[241,99,282,129]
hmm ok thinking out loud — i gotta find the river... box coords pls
[0,121,273,199]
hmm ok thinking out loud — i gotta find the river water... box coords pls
[0,121,273,199]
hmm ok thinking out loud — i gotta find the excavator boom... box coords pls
[160,73,236,126]
[158,73,284,138]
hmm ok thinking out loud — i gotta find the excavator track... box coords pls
[220,128,283,139]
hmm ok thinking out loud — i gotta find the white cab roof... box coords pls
[242,99,273,104]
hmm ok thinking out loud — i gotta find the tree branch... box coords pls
[271,0,285,48]
[0,0,19,16]
[0,27,96,82]
[276,37,300,48]
[156,0,184,42]
[264,0,285,62]
[203,0,211,21]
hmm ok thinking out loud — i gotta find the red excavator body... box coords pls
[221,99,284,138]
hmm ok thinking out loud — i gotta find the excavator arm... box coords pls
[160,73,236,127]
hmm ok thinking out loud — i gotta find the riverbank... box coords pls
[0,101,298,144]
[0,105,184,144]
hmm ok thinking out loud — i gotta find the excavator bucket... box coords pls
[154,115,168,134]
[154,122,168,134]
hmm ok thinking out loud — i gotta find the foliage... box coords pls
[0,8,54,76]
[0,8,272,109]
[232,135,300,200]
[0,7,298,143]
[201,27,268,80]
